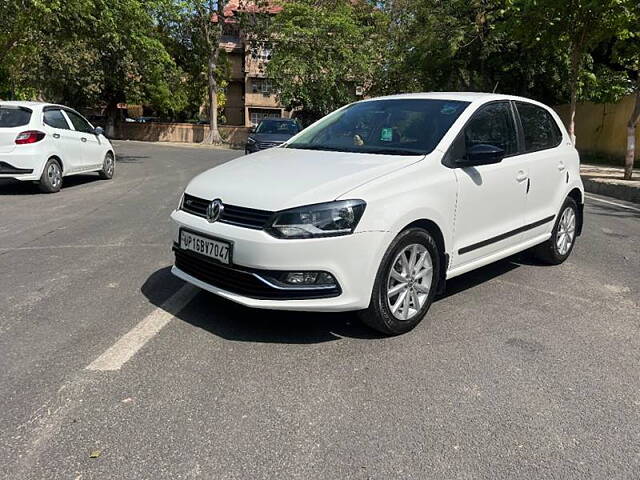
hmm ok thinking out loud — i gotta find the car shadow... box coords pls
[0,174,106,195]
[142,254,530,344]
[116,155,148,164]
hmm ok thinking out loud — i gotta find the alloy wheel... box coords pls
[386,244,433,321]
[48,162,61,189]
[556,206,576,255]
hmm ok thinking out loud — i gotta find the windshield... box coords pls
[0,107,32,128]
[256,119,299,135]
[286,99,469,156]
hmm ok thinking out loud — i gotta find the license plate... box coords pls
[180,230,231,264]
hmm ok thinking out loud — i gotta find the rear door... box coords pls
[63,109,103,170]
[0,106,32,154]
[449,101,528,268]
[43,107,82,171]
[514,102,568,239]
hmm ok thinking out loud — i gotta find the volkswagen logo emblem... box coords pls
[206,198,224,223]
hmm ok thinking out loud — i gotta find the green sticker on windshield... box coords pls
[380,127,393,142]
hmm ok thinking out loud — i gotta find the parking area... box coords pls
[1,140,639,479]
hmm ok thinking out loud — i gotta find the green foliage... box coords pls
[262,0,388,122]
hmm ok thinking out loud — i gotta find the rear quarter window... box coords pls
[516,102,562,152]
[0,107,32,127]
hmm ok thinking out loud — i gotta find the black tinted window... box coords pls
[44,109,70,129]
[65,110,93,133]
[0,107,31,127]
[256,120,299,135]
[516,102,562,151]
[464,102,517,155]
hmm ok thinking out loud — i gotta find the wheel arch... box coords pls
[400,218,448,294]
[48,155,64,173]
[567,187,584,236]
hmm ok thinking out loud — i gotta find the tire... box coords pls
[98,152,115,180]
[358,228,440,336]
[531,197,578,265]
[38,158,63,193]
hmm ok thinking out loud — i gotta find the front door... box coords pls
[450,101,528,269]
[63,109,103,171]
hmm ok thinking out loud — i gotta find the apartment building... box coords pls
[218,2,290,127]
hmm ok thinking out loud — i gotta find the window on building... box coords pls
[250,109,281,126]
[252,79,273,94]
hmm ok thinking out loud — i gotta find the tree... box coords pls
[506,0,633,143]
[261,0,388,123]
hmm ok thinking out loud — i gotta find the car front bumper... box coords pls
[170,209,390,312]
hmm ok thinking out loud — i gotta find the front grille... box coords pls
[174,248,341,300]
[182,194,273,230]
[256,141,283,150]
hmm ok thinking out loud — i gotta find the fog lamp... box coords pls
[282,271,336,286]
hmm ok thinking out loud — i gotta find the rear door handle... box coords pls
[81,137,87,142]
[558,161,566,171]
[516,170,528,182]
[52,133,60,139]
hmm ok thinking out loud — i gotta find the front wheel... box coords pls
[358,228,440,335]
[98,152,115,180]
[531,197,578,265]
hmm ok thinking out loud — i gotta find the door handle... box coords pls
[53,133,60,139]
[557,161,566,171]
[516,170,528,182]
[81,137,87,142]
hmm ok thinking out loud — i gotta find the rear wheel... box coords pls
[38,158,62,193]
[358,228,440,335]
[98,152,115,180]
[531,197,578,265]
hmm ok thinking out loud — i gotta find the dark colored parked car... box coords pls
[245,118,301,154]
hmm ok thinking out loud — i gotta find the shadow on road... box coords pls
[142,254,533,344]
[0,174,106,195]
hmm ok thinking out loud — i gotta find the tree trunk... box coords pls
[624,85,640,181]
[568,44,581,145]
[202,47,223,144]
[104,101,119,138]
[202,13,223,146]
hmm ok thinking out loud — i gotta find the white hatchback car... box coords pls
[171,93,584,335]
[0,101,115,193]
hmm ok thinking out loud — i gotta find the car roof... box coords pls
[0,100,67,110]
[360,92,551,108]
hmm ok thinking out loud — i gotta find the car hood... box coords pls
[250,133,293,143]
[185,147,422,211]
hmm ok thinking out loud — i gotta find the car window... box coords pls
[464,102,518,156]
[65,110,94,133]
[0,107,32,127]
[516,102,562,152]
[256,120,299,135]
[43,109,70,130]
[286,99,470,156]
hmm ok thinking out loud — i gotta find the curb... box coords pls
[581,177,640,204]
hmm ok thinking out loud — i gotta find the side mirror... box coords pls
[457,144,505,167]
[94,126,104,136]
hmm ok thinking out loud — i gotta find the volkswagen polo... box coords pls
[170,93,584,335]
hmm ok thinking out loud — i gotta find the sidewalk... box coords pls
[581,164,640,204]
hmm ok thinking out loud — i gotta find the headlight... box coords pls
[266,200,366,239]
[247,136,256,145]
[178,193,184,210]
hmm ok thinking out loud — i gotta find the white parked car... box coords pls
[0,101,115,193]
[171,93,584,335]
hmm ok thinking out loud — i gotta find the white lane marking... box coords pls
[585,194,640,212]
[86,285,198,371]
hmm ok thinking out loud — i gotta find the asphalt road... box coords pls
[1,141,639,480]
